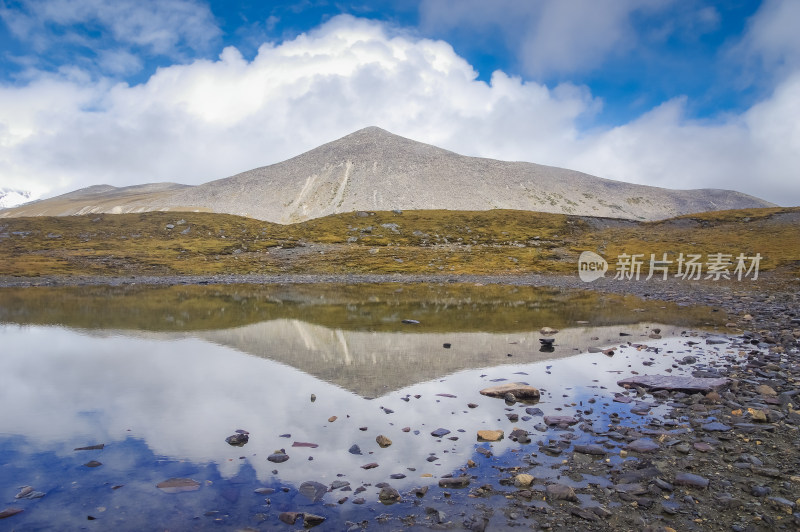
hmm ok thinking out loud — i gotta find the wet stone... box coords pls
[348,444,362,455]
[617,375,730,393]
[279,512,301,525]
[304,513,326,527]
[544,415,578,426]
[379,486,401,504]
[267,452,289,463]
[674,472,710,488]
[431,428,451,438]
[438,476,471,489]
[156,478,200,493]
[299,481,328,502]
[573,444,607,456]
[477,430,503,441]
[0,508,24,519]
[701,421,732,431]
[626,438,660,453]
[545,483,578,502]
[479,383,540,400]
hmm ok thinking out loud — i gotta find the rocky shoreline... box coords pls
[1,273,798,530]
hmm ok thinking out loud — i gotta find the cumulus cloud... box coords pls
[418,0,676,78]
[729,0,800,87]
[0,13,798,207]
[0,0,221,70]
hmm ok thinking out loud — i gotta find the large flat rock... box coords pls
[617,375,729,393]
[479,382,540,400]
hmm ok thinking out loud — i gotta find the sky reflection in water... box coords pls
[0,284,728,529]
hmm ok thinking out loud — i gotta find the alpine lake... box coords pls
[0,282,740,530]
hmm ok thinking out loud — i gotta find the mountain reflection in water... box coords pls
[0,283,726,529]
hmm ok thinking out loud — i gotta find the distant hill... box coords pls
[0,126,774,222]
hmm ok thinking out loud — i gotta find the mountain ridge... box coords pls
[0,126,774,222]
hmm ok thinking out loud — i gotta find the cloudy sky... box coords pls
[0,0,798,206]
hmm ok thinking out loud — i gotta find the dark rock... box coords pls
[361,463,379,469]
[617,375,730,393]
[74,444,104,451]
[279,512,301,525]
[379,486,401,504]
[226,433,249,446]
[0,508,23,520]
[431,428,451,438]
[545,483,578,502]
[626,438,660,452]
[544,415,577,426]
[438,476,471,488]
[573,444,607,455]
[701,421,732,431]
[292,441,319,448]
[267,452,289,463]
[674,472,709,488]
[348,444,362,455]
[509,428,530,443]
[303,513,326,527]
[299,481,328,502]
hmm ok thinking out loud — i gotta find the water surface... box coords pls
[0,283,728,530]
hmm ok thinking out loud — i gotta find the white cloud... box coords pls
[0,13,798,207]
[730,0,800,87]
[418,0,674,78]
[0,0,221,65]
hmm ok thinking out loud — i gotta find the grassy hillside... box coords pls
[0,207,798,278]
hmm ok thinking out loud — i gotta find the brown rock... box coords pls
[477,430,504,441]
[756,384,777,396]
[514,474,534,487]
[479,383,540,400]
[376,435,392,448]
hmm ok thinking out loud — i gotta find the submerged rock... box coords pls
[299,481,328,502]
[156,478,200,493]
[438,476,471,488]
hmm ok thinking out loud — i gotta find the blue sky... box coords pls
[0,0,798,207]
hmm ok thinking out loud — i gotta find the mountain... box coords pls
[0,127,774,222]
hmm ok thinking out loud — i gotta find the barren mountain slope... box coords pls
[0,127,774,222]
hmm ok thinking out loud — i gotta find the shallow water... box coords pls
[0,283,731,530]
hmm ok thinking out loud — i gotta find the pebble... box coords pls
[477,430,503,441]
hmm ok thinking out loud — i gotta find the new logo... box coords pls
[578,251,608,282]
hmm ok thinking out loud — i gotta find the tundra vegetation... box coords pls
[0,207,797,279]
